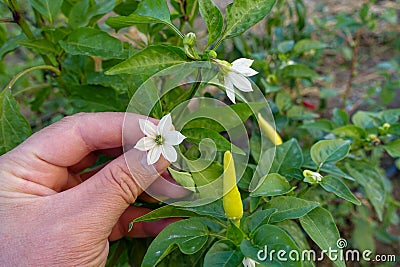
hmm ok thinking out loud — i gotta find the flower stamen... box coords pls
[154,135,164,145]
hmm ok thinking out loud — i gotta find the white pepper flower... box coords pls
[214,58,258,103]
[134,114,186,165]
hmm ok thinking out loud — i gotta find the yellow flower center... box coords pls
[155,135,164,145]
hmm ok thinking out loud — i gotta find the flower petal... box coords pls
[147,145,162,165]
[232,58,253,68]
[164,131,186,146]
[232,66,258,77]
[228,72,253,92]
[161,145,177,162]
[134,137,156,151]
[158,113,173,136]
[139,119,157,138]
[224,76,236,103]
[231,58,258,76]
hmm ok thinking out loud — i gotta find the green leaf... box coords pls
[191,162,223,198]
[277,40,295,54]
[67,0,90,28]
[254,139,303,186]
[66,0,116,28]
[270,138,303,173]
[281,64,318,79]
[183,198,226,219]
[17,39,58,54]
[85,72,133,93]
[168,168,196,192]
[240,224,302,267]
[29,0,62,23]
[286,105,319,120]
[250,173,293,197]
[223,0,276,39]
[113,0,139,16]
[59,27,124,58]
[182,128,245,155]
[0,34,28,59]
[292,39,327,55]
[243,208,276,234]
[275,91,293,112]
[105,45,187,75]
[384,140,400,157]
[199,0,223,46]
[300,119,334,131]
[266,196,320,223]
[182,102,266,132]
[310,140,351,166]
[106,0,172,31]
[132,205,200,223]
[276,220,314,267]
[135,0,171,23]
[388,123,400,135]
[345,161,386,220]
[352,111,378,129]
[106,14,159,30]
[226,220,245,245]
[320,176,361,205]
[0,89,32,155]
[133,199,226,224]
[332,108,349,126]
[204,240,244,267]
[331,125,366,140]
[299,207,346,267]
[142,218,209,267]
[352,217,375,253]
[68,85,122,112]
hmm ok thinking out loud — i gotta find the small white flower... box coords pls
[242,257,257,267]
[280,59,296,69]
[134,114,186,165]
[215,58,258,103]
[303,169,323,184]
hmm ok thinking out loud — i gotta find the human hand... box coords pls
[0,112,187,266]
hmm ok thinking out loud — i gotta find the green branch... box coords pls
[5,65,61,91]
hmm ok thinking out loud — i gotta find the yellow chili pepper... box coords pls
[257,113,283,145]
[223,151,243,226]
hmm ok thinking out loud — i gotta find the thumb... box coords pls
[65,148,169,230]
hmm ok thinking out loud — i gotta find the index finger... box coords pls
[17,112,153,167]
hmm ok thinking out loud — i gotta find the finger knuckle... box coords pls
[105,164,140,204]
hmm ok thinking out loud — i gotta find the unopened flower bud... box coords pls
[206,50,217,59]
[183,32,196,47]
[382,123,390,130]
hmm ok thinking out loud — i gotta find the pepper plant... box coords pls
[0,0,399,266]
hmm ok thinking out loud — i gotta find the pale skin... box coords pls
[0,112,188,266]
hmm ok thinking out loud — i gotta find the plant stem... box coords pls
[168,23,185,39]
[342,28,361,110]
[13,83,51,96]
[213,38,224,51]
[6,65,61,91]
[6,0,54,67]
[0,18,14,23]
[208,233,229,240]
